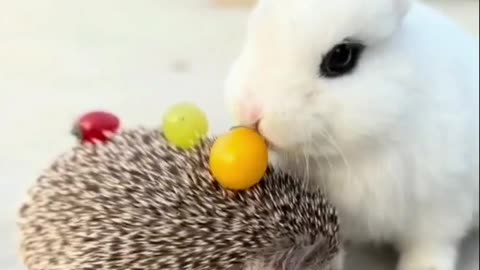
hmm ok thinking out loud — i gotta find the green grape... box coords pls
[162,102,209,149]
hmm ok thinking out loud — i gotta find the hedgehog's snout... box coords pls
[265,235,340,270]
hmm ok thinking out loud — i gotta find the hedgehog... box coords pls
[18,127,343,270]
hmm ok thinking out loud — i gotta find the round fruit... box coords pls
[72,111,120,144]
[162,103,209,149]
[209,127,268,190]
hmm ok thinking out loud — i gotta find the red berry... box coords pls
[72,111,120,144]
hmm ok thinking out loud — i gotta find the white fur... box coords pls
[224,0,479,270]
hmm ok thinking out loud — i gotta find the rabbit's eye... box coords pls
[320,42,365,78]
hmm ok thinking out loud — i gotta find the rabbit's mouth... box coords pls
[264,137,279,151]
[270,138,341,159]
[259,131,286,154]
[260,130,305,155]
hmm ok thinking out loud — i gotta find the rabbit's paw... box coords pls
[397,243,457,270]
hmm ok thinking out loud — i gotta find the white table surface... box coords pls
[0,0,478,269]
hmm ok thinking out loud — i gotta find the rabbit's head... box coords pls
[225,0,415,157]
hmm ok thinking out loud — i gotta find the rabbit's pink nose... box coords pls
[239,102,263,128]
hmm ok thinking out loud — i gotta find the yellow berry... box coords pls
[209,127,268,190]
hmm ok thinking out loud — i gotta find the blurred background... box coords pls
[0,0,478,269]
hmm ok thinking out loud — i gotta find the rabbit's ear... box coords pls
[393,0,412,17]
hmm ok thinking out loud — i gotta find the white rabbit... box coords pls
[224,0,479,270]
